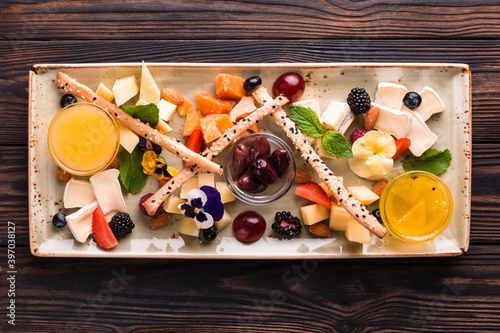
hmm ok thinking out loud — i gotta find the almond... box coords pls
[309,223,332,237]
[372,178,388,197]
[56,166,71,183]
[294,168,312,184]
[161,87,184,106]
[109,156,120,169]
[364,105,380,131]
[149,212,171,229]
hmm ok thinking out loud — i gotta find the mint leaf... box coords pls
[121,103,159,128]
[321,130,353,159]
[118,147,148,194]
[289,106,324,138]
[403,148,452,176]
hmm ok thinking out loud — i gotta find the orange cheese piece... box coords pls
[215,74,246,99]
[183,110,202,136]
[200,114,234,144]
[177,98,195,116]
[196,91,235,117]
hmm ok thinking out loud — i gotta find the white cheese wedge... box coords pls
[345,218,371,244]
[214,210,232,231]
[157,99,177,122]
[163,195,187,214]
[300,203,330,225]
[329,204,353,231]
[139,62,161,105]
[291,99,322,117]
[415,86,445,121]
[178,217,200,237]
[135,99,149,106]
[95,82,114,102]
[117,122,139,153]
[375,82,408,110]
[180,177,199,199]
[372,102,413,139]
[89,169,126,214]
[401,107,438,157]
[347,185,379,205]
[156,119,173,133]
[319,101,354,134]
[112,75,139,106]
[66,201,99,243]
[63,178,96,209]
[198,173,215,188]
[216,181,236,204]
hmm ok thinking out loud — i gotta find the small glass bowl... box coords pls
[379,171,453,242]
[48,102,120,176]
[224,132,296,206]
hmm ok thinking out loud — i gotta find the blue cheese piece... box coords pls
[139,62,161,104]
[401,107,438,157]
[375,82,408,110]
[118,122,139,153]
[89,169,126,214]
[319,101,354,134]
[372,102,413,139]
[415,86,445,121]
[63,178,96,209]
[158,99,177,122]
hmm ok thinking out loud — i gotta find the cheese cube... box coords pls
[89,169,127,214]
[163,195,187,214]
[198,173,215,188]
[95,82,114,102]
[216,181,236,204]
[117,122,139,153]
[112,75,139,106]
[214,210,232,231]
[63,178,96,209]
[178,217,200,237]
[345,218,371,244]
[291,99,321,117]
[156,119,172,133]
[139,62,161,104]
[319,101,354,133]
[300,204,330,225]
[158,99,177,122]
[329,204,354,231]
[375,82,408,110]
[347,185,379,205]
[314,138,338,159]
[180,177,199,199]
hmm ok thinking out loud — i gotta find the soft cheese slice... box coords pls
[401,107,438,157]
[63,178,96,209]
[319,101,354,133]
[112,75,139,106]
[139,62,161,105]
[291,99,321,117]
[118,122,139,153]
[375,82,408,110]
[89,169,126,214]
[158,99,177,122]
[372,102,413,139]
[66,201,99,243]
[95,82,114,102]
[415,86,445,121]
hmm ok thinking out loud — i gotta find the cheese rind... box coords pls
[112,75,139,106]
[415,86,445,122]
[66,201,99,243]
[139,62,161,105]
[375,82,408,110]
[372,102,413,139]
[401,107,438,157]
[63,178,96,209]
[117,122,140,153]
[158,99,177,122]
[89,169,127,214]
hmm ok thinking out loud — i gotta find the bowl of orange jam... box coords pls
[48,102,120,176]
[379,171,453,242]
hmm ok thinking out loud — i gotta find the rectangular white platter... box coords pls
[29,63,471,258]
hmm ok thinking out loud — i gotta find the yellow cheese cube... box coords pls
[345,219,371,244]
[347,185,380,205]
[180,177,199,199]
[214,210,232,231]
[300,204,330,226]
[163,195,187,214]
[198,173,215,188]
[329,204,354,231]
[215,181,236,204]
[178,217,200,237]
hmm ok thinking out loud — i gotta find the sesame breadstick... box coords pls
[56,71,222,175]
[143,95,290,215]
[253,87,386,239]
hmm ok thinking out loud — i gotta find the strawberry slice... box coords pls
[392,138,411,160]
[92,206,118,249]
[183,129,204,167]
[295,182,332,209]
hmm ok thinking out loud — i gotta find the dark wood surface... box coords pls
[1,1,500,332]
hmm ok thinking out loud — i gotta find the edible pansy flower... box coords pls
[142,150,179,181]
[178,186,224,229]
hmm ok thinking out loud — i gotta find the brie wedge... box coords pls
[63,178,96,209]
[372,102,413,139]
[401,107,438,157]
[375,82,408,110]
[319,101,354,134]
[89,169,127,214]
[415,86,445,121]
[66,201,99,243]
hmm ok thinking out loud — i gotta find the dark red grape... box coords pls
[272,72,305,102]
[232,211,266,243]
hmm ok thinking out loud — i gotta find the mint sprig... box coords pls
[403,148,452,176]
[289,105,352,159]
[121,103,159,128]
[118,147,148,194]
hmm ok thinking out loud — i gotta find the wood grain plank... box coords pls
[1,39,500,145]
[2,245,500,332]
[2,0,500,40]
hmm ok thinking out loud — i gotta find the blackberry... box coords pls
[109,213,135,238]
[203,226,218,241]
[347,88,371,115]
[272,211,302,237]
[138,136,162,154]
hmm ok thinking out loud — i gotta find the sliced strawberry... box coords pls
[392,138,411,160]
[295,182,332,209]
[92,206,118,249]
[183,129,204,167]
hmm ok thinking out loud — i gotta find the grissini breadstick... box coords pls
[253,87,387,239]
[56,71,222,175]
[143,95,290,215]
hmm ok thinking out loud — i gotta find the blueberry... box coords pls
[243,76,262,92]
[403,92,422,110]
[372,209,383,225]
[52,213,67,228]
[203,226,218,241]
[60,94,77,108]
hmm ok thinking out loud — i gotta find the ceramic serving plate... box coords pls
[28,63,471,258]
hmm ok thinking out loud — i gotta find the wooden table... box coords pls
[1,1,499,331]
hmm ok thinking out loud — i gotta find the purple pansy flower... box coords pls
[178,186,224,229]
